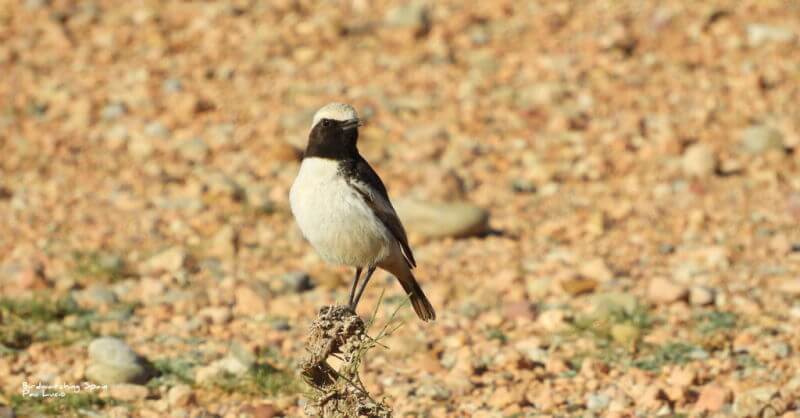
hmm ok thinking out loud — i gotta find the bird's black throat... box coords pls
[303,119,359,161]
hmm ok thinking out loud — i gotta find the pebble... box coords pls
[740,125,785,155]
[681,143,717,177]
[280,271,314,293]
[127,135,155,160]
[561,277,598,296]
[238,404,279,418]
[144,121,169,138]
[234,285,269,316]
[109,383,149,401]
[73,285,118,308]
[693,385,731,413]
[514,337,546,363]
[769,277,800,295]
[167,384,194,407]
[393,199,489,239]
[586,393,611,411]
[385,2,429,31]
[198,306,232,325]
[415,382,451,401]
[733,386,778,417]
[591,292,638,317]
[86,337,150,384]
[538,309,568,332]
[647,277,687,304]
[176,138,209,162]
[141,246,189,274]
[162,78,183,93]
[101,103,127,121]
[209,225,238,257]
[579,258,613,282]
[610,323,640,347]
[243,183,275,213]
[689,286,715,306]
[769,341,790,358]
[746,24,797,47]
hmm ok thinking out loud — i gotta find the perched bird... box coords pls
[289,103,436,322]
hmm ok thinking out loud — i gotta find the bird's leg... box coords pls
[348,267,363,308]
[352,266,377,308]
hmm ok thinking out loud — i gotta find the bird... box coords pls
[289,102,436,322]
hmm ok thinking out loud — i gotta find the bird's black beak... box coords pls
[341,118,363,131]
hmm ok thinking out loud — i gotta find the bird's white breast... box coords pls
[289,157,393,267]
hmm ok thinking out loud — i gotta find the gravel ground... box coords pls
[1,1,800,417]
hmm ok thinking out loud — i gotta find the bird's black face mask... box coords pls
[304,118,361,160]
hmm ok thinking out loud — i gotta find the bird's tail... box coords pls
[397,269,436,322]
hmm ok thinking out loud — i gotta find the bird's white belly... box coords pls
[290,158,393,267]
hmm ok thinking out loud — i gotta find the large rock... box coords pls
[393,199,489,239]
[85,337,150,384]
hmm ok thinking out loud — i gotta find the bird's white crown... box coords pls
[311,102,359,129]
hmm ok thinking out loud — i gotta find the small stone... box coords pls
[746,24,797,47]
[281,271,314,293]
[141,247,189,274]
[487,386,521,409]
[162,78,183,93]
[769,341,790,358]
[591,292,638,317]
[194,363,222,384]
[109,384,149,401]
[579,258,613,282]
[238,404,279,418]
[385,2,430,32]
[0,406,13,418]
[393,199,489,239]
[514,337,546,363]
[198,306,232,324]
[73,286,118,309]
[769,277,800,295]
[101,103,127,120]
[610,323,641,347]
[167,384,194,407]
[561,277,598,296]
[682,143,717,177]
[86,337,150,384]
[230,341,257,370]
[234,285,268,316]
[689,286,715,306]
[694,385,732,413]
[244,184,275,213]
[416,382,451,401]
[647,277,687,304]
[740,125,785,155]
[667,367,696,388]
[209,225,237,257]
[733,387,778,417]
[586,393,611,411]
[127,135,154,159]
[144,121,169,138]
[176,138,209,162]
[538,309,568,332]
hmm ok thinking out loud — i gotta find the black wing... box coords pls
[342,157,417,268]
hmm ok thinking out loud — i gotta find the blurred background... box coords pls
[2,0,800,417]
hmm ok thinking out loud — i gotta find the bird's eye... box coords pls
[322,119,332,127]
